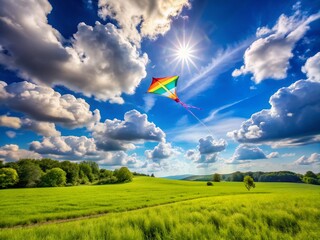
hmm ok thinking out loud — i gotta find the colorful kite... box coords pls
[147,76,209,128]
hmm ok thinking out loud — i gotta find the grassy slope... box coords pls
[0,177,252,227]
[0,177,319,239]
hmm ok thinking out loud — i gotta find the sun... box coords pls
[167,31,200,74]
[177,45,192,61]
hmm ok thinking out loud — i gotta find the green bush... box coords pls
[244,175,255,191]
[97,176,118,185]
[114,167,133,182]
[207,181,213,186]
[0,168,19,188]
[39,168,67,187]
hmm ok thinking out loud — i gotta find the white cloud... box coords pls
[30,136,99,160]
[233,11,320,83]
[143,95,156,112]
[228,144,267,164]
[28,134,146,167]
[98,0,190,44]
[0,1,148,102]
[145,142,179,162]
[21,119,60,137]
[256,26,272,37]
[92,109,165,151]
[0,81,12,100]
[0,81,99,129]
[66,22,148,102]
[294,153,320,165]
[228,79,320,147]
[0,114,60,136]
[302,52,320,82]
[0,144,41,162]
[194,153,219,164]
[0,115,21,129]
[98,151,142,167]
[5,131,16,138]
[198,136,227,154]
[185,135,226,168]
[267,152,279,159]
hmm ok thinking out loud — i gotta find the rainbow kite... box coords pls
[147,76,208,127]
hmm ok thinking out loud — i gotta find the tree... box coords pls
[38,158,60,172]
[151,173,155,177]
[17,159,43,187]
[305,171,317,178]
[231,171,245,182]
[99,169,113,179]
[114,167,133,182]
[213,173,221,182]
[79,162,93,183]
[60,161,79,185]
[87,161,99,180]
[244,175,255,191]
[40,168,67,187]
[0,168,19,188]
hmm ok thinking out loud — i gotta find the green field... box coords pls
[0,177,319,239]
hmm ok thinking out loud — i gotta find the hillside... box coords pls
[182,171,309,183]
[0,177,319,239]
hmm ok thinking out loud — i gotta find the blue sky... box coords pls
[0,0,319,176]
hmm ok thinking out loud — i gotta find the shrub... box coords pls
[0,168,19,188]
[114,167,133,183]
[39,168,67,187]
[207,181,213,186]
[97,176,118,185]
[244,175,255,191]
[213,173,221,182]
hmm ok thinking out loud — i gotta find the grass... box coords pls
[0,177,319,239]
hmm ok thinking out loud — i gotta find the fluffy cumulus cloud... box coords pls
[145,142,179,162]
[228,79,320,147]
[302,52,320,82]
[21,119,60,137]
[0,144,41,162]
[29,136,99,160]
[93,110,165,151]
[0,81,99,129]
[0,114,60,137]
[294,153,320,165]
[98,152,143,167]
[232,11,320,83]
[0,115,21,129]
[198,136,227,154]
[185,135,226,168]
[228,144,266,164]
[98,0,190,43]
[0,0,148,103]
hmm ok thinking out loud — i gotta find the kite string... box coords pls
[178,101,214,136]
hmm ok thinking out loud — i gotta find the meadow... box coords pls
[0,177,319,239]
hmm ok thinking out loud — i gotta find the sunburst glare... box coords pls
[166,30,201,74]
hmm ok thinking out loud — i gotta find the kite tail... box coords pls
[175,99,201,110]
[176,99,213,135]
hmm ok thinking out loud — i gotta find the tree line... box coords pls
[219,171,320,185]
[0,159,134,188]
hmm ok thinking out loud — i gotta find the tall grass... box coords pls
[1,176,303,227]
[0,192,319,240]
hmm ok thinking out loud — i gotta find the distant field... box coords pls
[0,177,319,239]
